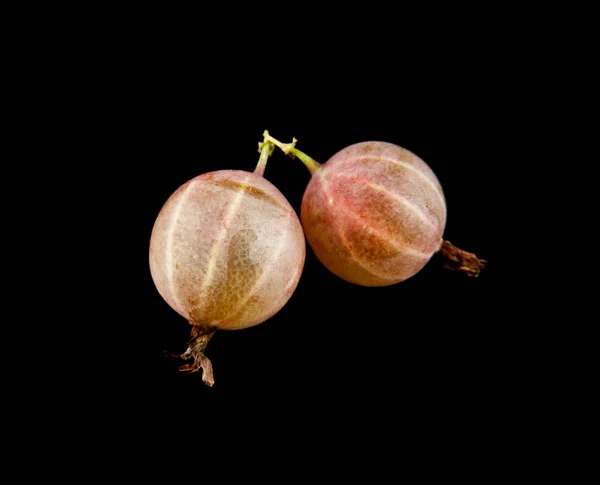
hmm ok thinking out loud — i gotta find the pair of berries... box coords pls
[149,131,486,385]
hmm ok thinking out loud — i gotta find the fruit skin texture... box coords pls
[150,169,305,330]
[301,141,446,286]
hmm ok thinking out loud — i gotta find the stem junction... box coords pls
[262,130,321,175]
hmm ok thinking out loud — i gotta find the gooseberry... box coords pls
[264,131,485,286]
[149,139,306,385]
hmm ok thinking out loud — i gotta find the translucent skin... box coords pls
[150,170,306,330]
[301,142,447,286]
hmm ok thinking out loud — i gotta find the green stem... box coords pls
[254,138,275,177]
[263,130,321,175]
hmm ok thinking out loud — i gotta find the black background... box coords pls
[109,69,509,417]
[56,23,528,450]
[8,5,567,477]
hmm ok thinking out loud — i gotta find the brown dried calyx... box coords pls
[179,325,217,386]
[439,240,487,277]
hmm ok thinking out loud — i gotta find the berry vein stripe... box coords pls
[316,174,395,281]
[339,155,445,207]
[165,180,196,314]
[338,198,431,260]
[316,173,428,282]
[199,174,251,297]
[221,218,290,322]
[318,172,431,260]
[333,172,440,233]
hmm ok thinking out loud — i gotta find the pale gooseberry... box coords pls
[149,139,305,385]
